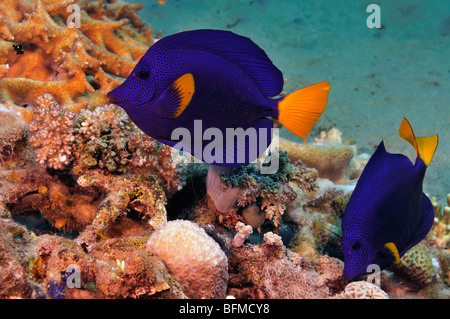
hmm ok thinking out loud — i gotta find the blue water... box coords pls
[129,0,449,199]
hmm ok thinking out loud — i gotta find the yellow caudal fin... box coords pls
[398,117,438,166]
[277,81,330,140]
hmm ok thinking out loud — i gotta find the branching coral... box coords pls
[428,194,450,249]
[28,94,81,170]
[0,106,29,164]
[0,0,152,111]
[28,94,180,193]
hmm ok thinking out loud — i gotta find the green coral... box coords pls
[394,246,437,286]
[218,151,318,227]
[219,151,291,189]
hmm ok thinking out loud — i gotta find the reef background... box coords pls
[0,0,449,300]
[134,0,450,200]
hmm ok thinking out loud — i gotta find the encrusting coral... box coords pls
[0,0,152,111]
[279,128,370,185]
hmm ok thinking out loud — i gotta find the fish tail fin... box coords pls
[277,81,330,141]
[399,117,438,166]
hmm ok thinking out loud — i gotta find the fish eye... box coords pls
[138,70,150,80]
[352,241,361,250]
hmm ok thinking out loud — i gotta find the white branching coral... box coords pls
[232,221,253,247]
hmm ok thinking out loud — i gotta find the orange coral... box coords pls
[0,0,151,111]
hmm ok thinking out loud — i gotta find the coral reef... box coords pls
[337,281,389,299]
[218,151,318,229]
[28,94,81,170]
[228,244,330,298]
[28,94,180,193]
[0,0,152,111]
[146,220,228,299]
[0,106,28,164]
[0,216,186,299]
[0,0,448,301]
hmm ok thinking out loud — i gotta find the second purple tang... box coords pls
[341,118,438,280]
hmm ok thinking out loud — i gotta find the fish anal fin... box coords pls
[399,117,438,166]
[157,73,195,119]
[384,242,400,264]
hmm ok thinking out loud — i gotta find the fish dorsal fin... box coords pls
[399,117,438,166]
[346,141,389,205]
[156,73,194,119]
[344,141,412,212]
[384,242,400,264]
[158,29,284,97]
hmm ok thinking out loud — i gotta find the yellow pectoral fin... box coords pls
[384,242,400,264]
[172,73,195,118]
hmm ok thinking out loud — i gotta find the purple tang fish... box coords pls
[108,29,330,166]
[341,118,438,280]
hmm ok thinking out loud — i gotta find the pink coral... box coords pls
[146,220,228,299]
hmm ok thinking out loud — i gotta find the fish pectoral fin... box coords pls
[399,117,438,166]
[156,73,195,119]
[384,242,400,264]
